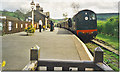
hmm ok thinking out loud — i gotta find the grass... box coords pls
[96,33,119,50]
[85,42,119,71]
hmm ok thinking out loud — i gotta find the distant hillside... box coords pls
[97,13,119,21]
[53,19,64,23]
[55,19,64,21]
[0,10,26,21]
[49,18,63,23]
[54,13,119,22]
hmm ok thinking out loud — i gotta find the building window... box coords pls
[25,24,28,28]
[16,23,18,28]
[0,22,2,30]
[8,21,12,31]
[37,23,39,28]
[21,24,23,28]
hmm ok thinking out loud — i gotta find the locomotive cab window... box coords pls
[89,14,95,20]
[85,12,87,15]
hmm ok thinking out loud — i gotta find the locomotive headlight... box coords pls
[85,17,88,20]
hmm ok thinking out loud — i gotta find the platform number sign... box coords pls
[8,21,12,31]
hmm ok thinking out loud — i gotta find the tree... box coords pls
[63,13,68,20]
[19,7,31,14]
[3,9,8,12]
[15,9,25,21]
[97,16,119,37]
[71,2,80,13]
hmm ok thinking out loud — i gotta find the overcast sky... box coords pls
[0,0,119,19]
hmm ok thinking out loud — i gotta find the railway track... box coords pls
[86,39,119,71]
[60,27,119,56]
[59,27,119,56]
[91,39,119,55]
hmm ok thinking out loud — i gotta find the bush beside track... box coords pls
[96,34,119,50]
[85,42,119,71]
[97,16,119,38]
[88,16,119,71]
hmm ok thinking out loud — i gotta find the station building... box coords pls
[25,3,50,27]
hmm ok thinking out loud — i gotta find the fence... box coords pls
[1,19,39,34]
[23,46,113,71]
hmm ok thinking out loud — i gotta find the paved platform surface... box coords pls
[2,27,91,71]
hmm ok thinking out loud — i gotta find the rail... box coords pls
[23,46,113,71]
[92,39,118,55]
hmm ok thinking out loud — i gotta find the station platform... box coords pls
[2,27,93,70]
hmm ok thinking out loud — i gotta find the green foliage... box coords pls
[97,16,119,37]
[85,42,119,71]
[14,10,25,21]
[103,48,119,71]
[97,13,118,21]
[108,63,119,71]
[48,18,59,23]
[97,20,106,33]
[63,13,68,21]
[96,34,119,50]
[0,10,26,21]
[96,16,119,71]
[24,25,35,34]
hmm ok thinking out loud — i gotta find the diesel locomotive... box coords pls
[57,9,97,42]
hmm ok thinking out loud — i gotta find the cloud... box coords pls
[0,0,119,19]
[0,1,31,11]
[39,1,119,19]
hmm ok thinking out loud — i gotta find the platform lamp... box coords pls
[30,0,35,26]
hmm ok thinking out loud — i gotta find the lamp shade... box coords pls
[30,0,35,6]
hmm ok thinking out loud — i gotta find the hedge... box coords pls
[97,16,119,37]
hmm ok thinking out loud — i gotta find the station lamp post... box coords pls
[30,0,35,26]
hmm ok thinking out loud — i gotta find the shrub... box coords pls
[43,25,45,29]
[97,16,118,37]
[25,25,35,35]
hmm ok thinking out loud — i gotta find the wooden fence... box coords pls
[23,46,113,71]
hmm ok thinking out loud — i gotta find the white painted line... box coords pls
[64,29,93,61]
